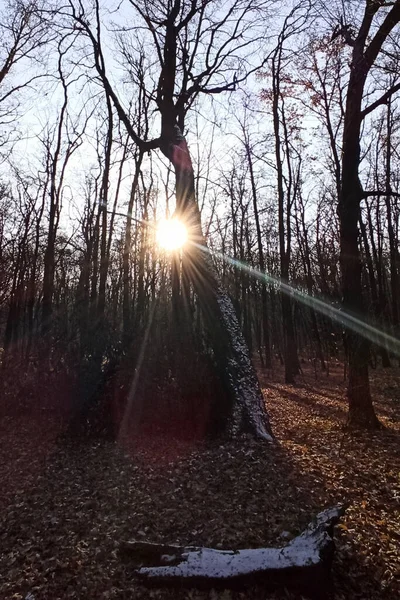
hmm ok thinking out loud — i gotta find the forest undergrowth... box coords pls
[0,363,398,600]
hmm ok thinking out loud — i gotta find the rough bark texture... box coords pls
[77,0,274,440]
[163,127,273,441]
[120,506,345,599]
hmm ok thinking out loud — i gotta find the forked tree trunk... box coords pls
[337,0,400,427]
[161,126,273,440]
[76,0,275,438]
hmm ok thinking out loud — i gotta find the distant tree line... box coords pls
[0,0,399,436]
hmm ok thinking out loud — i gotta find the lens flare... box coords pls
[105,203,399,357]
[191,241,400,357]
[156,219,188,250]
[156,218,188,251]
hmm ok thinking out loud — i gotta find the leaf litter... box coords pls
[0,362,398,599]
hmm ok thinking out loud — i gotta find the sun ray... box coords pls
[191,242,400,357]
[118,300,157,442]
[104,205,399,358]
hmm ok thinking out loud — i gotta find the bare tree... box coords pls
[0,1,51,149]
[266,3,309,383]
[238,110,272,368]
[63,0,277,439]
[41,41,87,340]
[334,0,400,428]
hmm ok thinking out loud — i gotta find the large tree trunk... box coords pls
[162,126,273,440]
[337,0,400,427]
[338,65,380,429]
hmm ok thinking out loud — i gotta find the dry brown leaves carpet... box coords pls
[0,362,398,600]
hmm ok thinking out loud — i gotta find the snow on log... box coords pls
[120,506,345,599]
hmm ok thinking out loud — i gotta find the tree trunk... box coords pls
[385,98,399,336]
[42,203,56,335]
[98,95,113,318]
[76,250,91,350]
[123,153,143,346]
[245,139,271,368]
[272,43,299,384]
[162,126,273,440]
[338,65,379,429]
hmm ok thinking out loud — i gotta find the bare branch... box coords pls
[361,81,400,117]
[362,189,400,198]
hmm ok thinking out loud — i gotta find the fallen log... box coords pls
[120,505,345,599]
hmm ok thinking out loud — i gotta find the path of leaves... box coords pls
[0,363,398,600]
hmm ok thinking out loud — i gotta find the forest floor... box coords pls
[0,362,399,600]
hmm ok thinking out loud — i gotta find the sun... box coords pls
[156,218,188,251]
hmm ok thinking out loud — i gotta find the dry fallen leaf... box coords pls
[0,362,398,600]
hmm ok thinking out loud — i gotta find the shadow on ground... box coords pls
[0,361,398,600]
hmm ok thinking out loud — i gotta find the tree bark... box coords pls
[162,126,273,440]
[336,0,400,428]
[339,76,379,427]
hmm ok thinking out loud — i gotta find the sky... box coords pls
[1,0,398,249]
